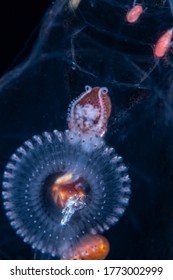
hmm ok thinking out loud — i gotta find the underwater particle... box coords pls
[63,234,110,260]
[126,4,143,24]
[154,29,173,58]
[2,86,131,259]
[69,0,81,10]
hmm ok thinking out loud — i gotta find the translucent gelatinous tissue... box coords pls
[1,0,173,260]
[2,77,131,259]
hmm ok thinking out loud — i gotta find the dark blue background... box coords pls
[0,0,173,260]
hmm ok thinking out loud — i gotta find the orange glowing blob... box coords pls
[126,4,143,23]
[67,234,110,260]
[51,173,85,208]
[68,86,111,137]
[154,29,173,58]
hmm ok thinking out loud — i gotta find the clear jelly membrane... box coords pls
[0,0,173,259]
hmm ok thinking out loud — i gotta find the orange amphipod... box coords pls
[154,29,173,58]
[64,234,110,260]
[51,173,86,208]
[126,4,143,23]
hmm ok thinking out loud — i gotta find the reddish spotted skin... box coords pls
[68,86,111,137]
[77,87,111,118]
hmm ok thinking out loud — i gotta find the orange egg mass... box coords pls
[68,234,110,260]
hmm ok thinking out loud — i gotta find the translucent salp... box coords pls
[1,0,173,259]
[2,130,130,257]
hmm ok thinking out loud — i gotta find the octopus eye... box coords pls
[84,85,92,93]
[100,87,108,94]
